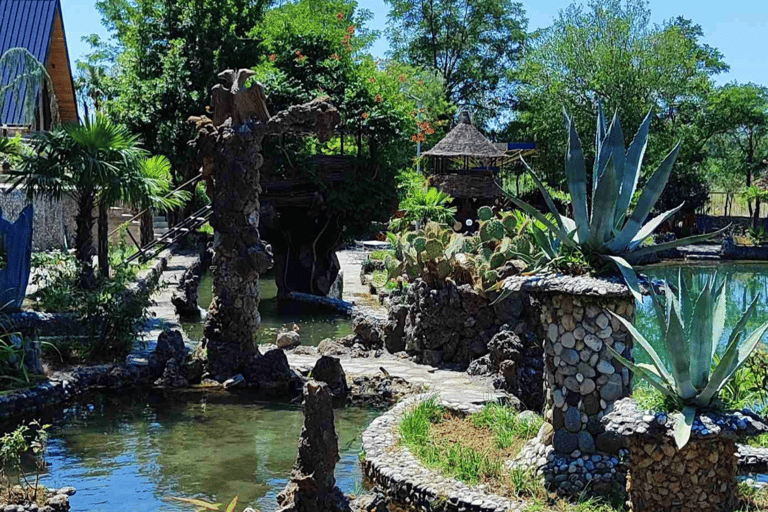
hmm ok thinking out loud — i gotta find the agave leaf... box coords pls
[611,142,681,251]
[591,115,624,227]
[521,161,567,234]
[608,310,673,385]
[607,345,675,399]
[623,225,729,262]
[507,195,574,248]
[649,288,668,334]
[593,100,609,196]
[589,154,620,248]
[559,215,578,242]
[625,203,684,251]
[616,110,653,218]
[604,255,643,303]
[673,405,696,449]
[665,302,698,400]
[225,497,238,512]
[697,315,768,405]
[712,278,727,356]
[689,279,714,389]
[564,112,590,244]
[490,286,515,306]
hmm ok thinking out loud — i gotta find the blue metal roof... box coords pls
[0,0,58,126]
[507,142,537,151]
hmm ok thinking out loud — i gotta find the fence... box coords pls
[697,191,753,218]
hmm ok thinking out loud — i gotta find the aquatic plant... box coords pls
[609,273,768,448]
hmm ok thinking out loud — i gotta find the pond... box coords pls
[6,391,376,512]
[181,271,354,347]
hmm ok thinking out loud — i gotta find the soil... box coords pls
[430,415,519,461]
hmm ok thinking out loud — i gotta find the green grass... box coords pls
[370,270,388,290]
[471,402,543,450]
[369,250,393,261]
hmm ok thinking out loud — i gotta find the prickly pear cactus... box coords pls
[477,206,494,221]
[501,213,517,235]
[423,239,444,261]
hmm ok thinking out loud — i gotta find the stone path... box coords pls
[287,351,506,406]
[126,249,199,367]
[337,247,387,317]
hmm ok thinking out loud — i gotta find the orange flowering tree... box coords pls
[248,0,451,234]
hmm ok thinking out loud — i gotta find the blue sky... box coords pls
[62,0,768,87]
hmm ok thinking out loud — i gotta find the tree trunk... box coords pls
[140,209,154,247]
[98,202,109,278]
[754,199,761,230]
[74,192,96,288]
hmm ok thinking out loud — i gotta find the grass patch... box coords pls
[737,482,768,511]
[369,250,392,261]
[370,270,388,290]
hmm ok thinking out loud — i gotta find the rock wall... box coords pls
[0,185,77,251]
[399,279,540,367]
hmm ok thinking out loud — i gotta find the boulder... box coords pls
[154,358,188,387]
[277,330,301,349]
[246,349,303,397]
[154,329,188,370]
[311,356,349,404]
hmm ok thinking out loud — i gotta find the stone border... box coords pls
[502,274,631,298]
[1,246,180,420]
[361,393,527,512]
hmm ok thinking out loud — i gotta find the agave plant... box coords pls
[509,104,726,300]
[608,273,768,448]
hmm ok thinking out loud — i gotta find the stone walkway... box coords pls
[337,247,387,317]
[126,249,199,367]
[287,351,506,406]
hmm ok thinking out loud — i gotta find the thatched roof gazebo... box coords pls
[423,111,506,200]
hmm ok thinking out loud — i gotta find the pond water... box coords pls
[181,271,354,346]
[6,391,376,512]
[636,261,768,356]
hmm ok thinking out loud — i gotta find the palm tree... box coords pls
[74,62,109,119]
[9,116,149,284]
[0,47,59,127]
[137,155,190,247]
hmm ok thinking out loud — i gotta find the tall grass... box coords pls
[471,401,543,450]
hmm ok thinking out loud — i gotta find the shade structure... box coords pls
[422,111,505,159]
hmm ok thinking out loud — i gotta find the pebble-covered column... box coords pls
[540,293,635,456]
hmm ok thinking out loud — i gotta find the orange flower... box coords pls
[425,127,435,135]
[375,94,382,103]
[347,25,355,34]
[336,12,344,20]
[369,77,375,83]
[331,54,340,61]
[416,133,426,142]
[295,49,302,56]
[417,80,424,86]
[346,44,353,52]
[411,134,418,142]
[398,74,406,83]
[269,53,277,62]
[342,34,351,43]
[299,55,306,62]
[362,112,369,119]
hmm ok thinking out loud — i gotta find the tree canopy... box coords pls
[385,0,527,128]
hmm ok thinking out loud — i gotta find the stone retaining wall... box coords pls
[361,394,527,512]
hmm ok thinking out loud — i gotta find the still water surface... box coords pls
[181,271,354,346]
[15,392,375,512]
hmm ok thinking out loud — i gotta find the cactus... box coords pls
[413,236,427,253]
[489,251,506,270]
[477,206,493,221]
[501,213,517,235]
[423,239,444,260]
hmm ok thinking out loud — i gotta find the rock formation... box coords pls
[276,381,351,512]
[188,69,340,381]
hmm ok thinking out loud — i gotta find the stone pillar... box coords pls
[540,293,635,457]
[511,276,635,495]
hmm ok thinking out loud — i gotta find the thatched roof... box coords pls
[422,111,505,158]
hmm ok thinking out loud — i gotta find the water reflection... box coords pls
[181,271,354,346]
[5,391,376,512]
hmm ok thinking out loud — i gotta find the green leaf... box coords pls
[673,405,696,449]
[712,279,727,359]
[616,110,653,218]
[624,225,729,262]
[607,345,675,399]
[608,310,673,386]
[689,279,714,389]
[225,496,238,512]
[588,154,619,248]
[564,111,590,244]
[604,255,643,303]
[169,497,221,510]
[507,195,574,248]
[625,203,684,251]
[665,302,697,400]
[520,161,568,235]
[697,315,768,405]
[611,142,681,252]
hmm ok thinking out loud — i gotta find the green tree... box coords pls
[85,0,271,189]
[384,0,527,127]
[0,47,58,127]
[9,117,156,283]
[512,0,728,205]
[704,83,768,226]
